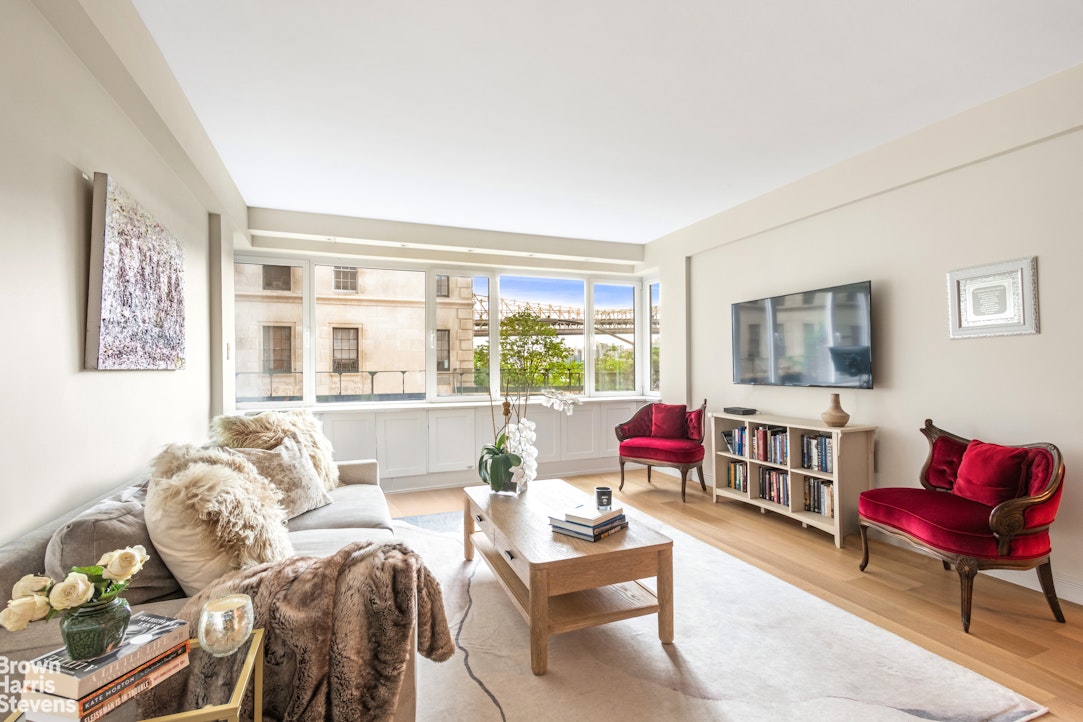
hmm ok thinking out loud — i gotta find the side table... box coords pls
[4,628,264,722]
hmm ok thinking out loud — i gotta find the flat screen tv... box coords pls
[732,281,873,389]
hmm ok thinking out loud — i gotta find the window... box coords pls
[498,276,584,392]
[333,266,358,292]
[262,265,292,291]
[649,282,660,392]
[435,274,488,398]
[436,329,450,371]
[233,258,647,406]
[262,326,292,373]
[593,283,635,392]
[332,327,359,373]
[236,262,303,402]
[315,264,424,402]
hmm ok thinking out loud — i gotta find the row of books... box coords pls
[719,427,747,456]
[721,426,789,465]
[800,433,834,473]
[549,504,628,542]
[804,478,835,517]
[723,460,749,492]
[20,612,190,722]
[758,468,790,506]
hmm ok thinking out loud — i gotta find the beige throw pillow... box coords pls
[211,409,340,490]
[45,499,183,605]
[231,438,333,519]
[145,445,294,596]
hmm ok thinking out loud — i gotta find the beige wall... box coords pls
[0,0,214,543]
[647,64,1083,602]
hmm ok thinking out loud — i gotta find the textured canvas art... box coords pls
[85,173,186,370]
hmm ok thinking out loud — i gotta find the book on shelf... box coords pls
[563,504,624,527]
[20,641,189,721]
[551,521,629,542]
[719,430,733,453]
[23,612,189,700]
[548,514,627,535]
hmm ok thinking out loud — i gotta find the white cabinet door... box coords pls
[317,412,377,461]
[376,411,428,478]
[428,408,477,473]
[562,403,600,460]
[602,401,638,455]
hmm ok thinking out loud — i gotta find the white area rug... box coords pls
[394,508,1046,722]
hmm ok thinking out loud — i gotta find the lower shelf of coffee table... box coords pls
[470,531,659,635]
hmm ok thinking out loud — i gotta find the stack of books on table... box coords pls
[549,504,629,542]
[19,612,190,722]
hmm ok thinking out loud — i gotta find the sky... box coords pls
[498,276,634,309]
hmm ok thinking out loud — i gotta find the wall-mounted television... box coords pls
[732,281,873,389]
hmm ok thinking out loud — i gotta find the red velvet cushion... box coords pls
[952,440,1027,506]
[652,403,687,438]
[620,437,705,464]
[926,436,966,491]
[685,407,704,442]
[859,487,1051,560]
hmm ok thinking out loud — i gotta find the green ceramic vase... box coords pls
[60,597,131,660]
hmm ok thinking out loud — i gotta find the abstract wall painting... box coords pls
[85,172,186,369]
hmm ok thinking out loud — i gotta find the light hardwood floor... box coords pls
[387,470,1083,719]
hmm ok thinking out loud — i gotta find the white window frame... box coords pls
[233,253,652,408]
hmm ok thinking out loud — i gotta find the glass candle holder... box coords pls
[197,593,254,657]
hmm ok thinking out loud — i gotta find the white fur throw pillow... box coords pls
[210,409,340,490]
[230,438,333,519]
[146,444,294,596]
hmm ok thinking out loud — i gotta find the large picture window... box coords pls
[233,258,649,406]
[593,283,635,392]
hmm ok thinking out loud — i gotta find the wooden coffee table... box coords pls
[464,478,673,675]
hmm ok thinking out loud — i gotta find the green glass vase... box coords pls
[60,598,131,660]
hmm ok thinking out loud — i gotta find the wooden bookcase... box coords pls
[709,411,876,548]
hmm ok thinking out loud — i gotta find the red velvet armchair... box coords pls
[615,400,707,502]
[858,419,1066,633]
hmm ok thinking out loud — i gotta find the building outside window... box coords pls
[236,262,303,402]
[436,274,449,298]
[332,327,359,373]
[262,265,292,291]
[333,266,358,292]
[436,329,450,371]
[262,326,292,373]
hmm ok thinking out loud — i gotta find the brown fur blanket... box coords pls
[138,541,454,721]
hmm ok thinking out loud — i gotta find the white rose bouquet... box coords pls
[0,545,148,632]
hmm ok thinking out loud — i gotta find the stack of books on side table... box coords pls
[18,612,190,722]
[549,504,629,542]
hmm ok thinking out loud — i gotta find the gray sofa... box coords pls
[0,457,416,719]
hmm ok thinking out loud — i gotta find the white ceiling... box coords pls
[131,1,1083,244]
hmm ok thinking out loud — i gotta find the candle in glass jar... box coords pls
[198,593,254,657]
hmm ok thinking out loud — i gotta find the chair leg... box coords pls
[679,467,688,502]
[619,459,626,491]
[647,466,652,484]
[695,464,707,493]
[1036,561,1066,623]
[955,557,978,633]
[942,561,951,571]
[858,523,870,572]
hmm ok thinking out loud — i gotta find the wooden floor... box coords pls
[387,470,1083,719]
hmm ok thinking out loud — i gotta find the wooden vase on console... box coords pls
[821,393,850,428]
